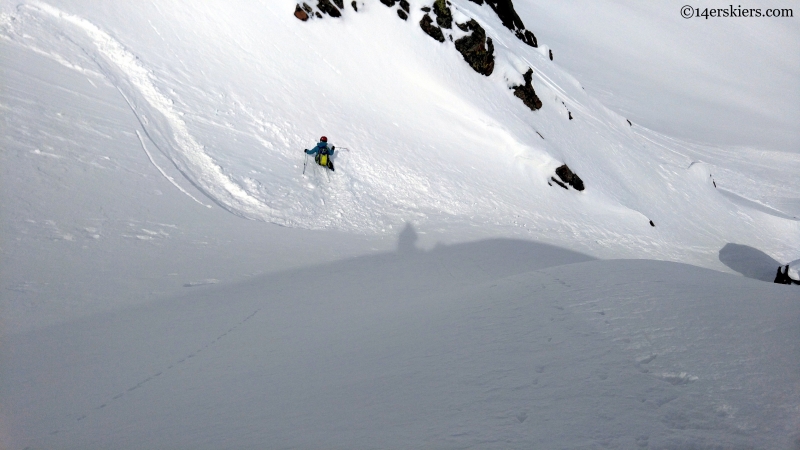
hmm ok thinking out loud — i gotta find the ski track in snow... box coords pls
[135,130,211,208]
[0,0,796,266]
[1,1,799,448]
[20,1,276,219]
[50,308,261,436]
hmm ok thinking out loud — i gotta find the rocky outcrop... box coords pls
[774,265,800,285]
[468,0,537,47]
[454,20,494,76]
[420,14,445,42]
[317,0,341,17]
[511,68,542,111]
[514,29,537,47]
[380,0,410,20]
[558,100,572,120]
[332,0,344,8]
[351,1,358,11]
[433,0,453,29]
[550,177,567,189]
[555,164,585,191]
[294,4,310,21]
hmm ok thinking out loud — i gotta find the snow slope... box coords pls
[515,0,800,153]
[2,0,797,267]
[1,0,799,448]
[4,247,799,448]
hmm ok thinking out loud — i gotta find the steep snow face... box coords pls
[2,2,799,448]
[1,0,797,268]
[513,0,800,153]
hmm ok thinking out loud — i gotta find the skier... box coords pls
[305,136,335,171]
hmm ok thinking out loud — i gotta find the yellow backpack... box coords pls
[315,146,333,171]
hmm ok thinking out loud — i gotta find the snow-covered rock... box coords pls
[775,259,800,285]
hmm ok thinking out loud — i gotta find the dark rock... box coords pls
[549,49,553,60]
[315,11,322,18]
[400,0,410,12]
[568,111,573,120]
[433,0,453,29]
[485,0,524,29]
[649,220,655,227]
[380,0,397,6]
[420,14,445,42]
[421,6,431,12]
[397,9,408,20]
[514,29,537,47]
[555,164,585,191]
[454,19,494,76]
[485,0,537,47]
[551,177,568,189]
[469,0,484,4]
[317,0,341,17]
[351,1,358,11]
[294,4,309,21]
[511,68,542,111]
[774,265,800,285]
[302,3,313,13]
[333,0,344,8]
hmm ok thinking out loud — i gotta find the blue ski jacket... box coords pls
[305,141,334,156]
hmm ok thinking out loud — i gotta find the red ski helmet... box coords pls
[320,136,328,142]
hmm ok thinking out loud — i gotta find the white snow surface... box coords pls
[1,0,799,448]
[789,258,800,282]
[516,0,800,153]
